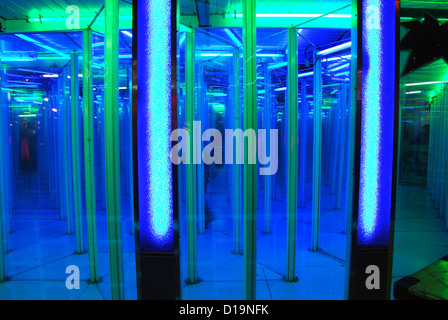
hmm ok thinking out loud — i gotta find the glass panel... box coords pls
[318,44,351,260]
[0,26,136,299]
[392,7,448,299]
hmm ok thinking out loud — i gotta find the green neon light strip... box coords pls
[232,13,350,18]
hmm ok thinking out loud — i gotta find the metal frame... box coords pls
[312,50,322,252]
[286,27,299,282]
[105,0,125,300]
[82,28,100,283]
[186,29,198,284]
[233,47,243,255]
[70,50,84,255]
[242,0,257,301]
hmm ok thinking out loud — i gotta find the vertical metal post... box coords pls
[427,104,435,195]
[62,67,74,234]
[70,50,84,254]
[196,64,205,235]
[331,96,342,195]
[0,64,6,282]
[83,28,100,283]
[243,0,257,300]
[286,27,299,282]
[127,68,135,235]
[312,52,322,252]
[233,48,242,254]
[264,63,272,234]
[440,87,448,221]
[186,30,198,284]
[105,0,125,299]
[336,83,348,210]
[299,79,307,208]
[437,90,447,213]
[58,74,66,221]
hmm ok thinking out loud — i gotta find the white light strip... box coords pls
[317,42,351,56]
[406,81,446,87]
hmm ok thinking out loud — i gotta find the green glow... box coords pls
[210,103,225,111]
[232,13,350,18]
[18,114,37,118]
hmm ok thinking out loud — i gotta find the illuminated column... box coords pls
[348,0,399,300]
[82,28,100,283]
[286,27,299,282]
[243,0,257,300]
[134,0,180,300]
[70,50,84,254]
[233,47,242,255]
[105,0,124,300]
[312,50,322,252]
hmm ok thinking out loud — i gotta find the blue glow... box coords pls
[121,30,133,38]
[224,28,242,47]
[137,0,174,252]
[317,41,351,56]
[358,0,396,245]
[16,34,68,58]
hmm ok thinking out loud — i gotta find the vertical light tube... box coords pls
[348,0,398,300]
[357,0,397,246]
[70,50,84,254]
[299,79,307,208]
[83,28,100,283]
[185,30,197,284]
[233,48,242,255]
[135,0,179,299]
[312,52,322,252]
[264,63,272,234]
[243,0,257,300]
[286,27,299,282]
[62,67,74,234]
[105,0,124,299]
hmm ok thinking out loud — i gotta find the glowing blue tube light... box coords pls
[357,0,396,246]
[224,28,242,47]
[317,41,351,56]
[137,0,174,252]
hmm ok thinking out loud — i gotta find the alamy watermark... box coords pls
[171,121,278,176]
